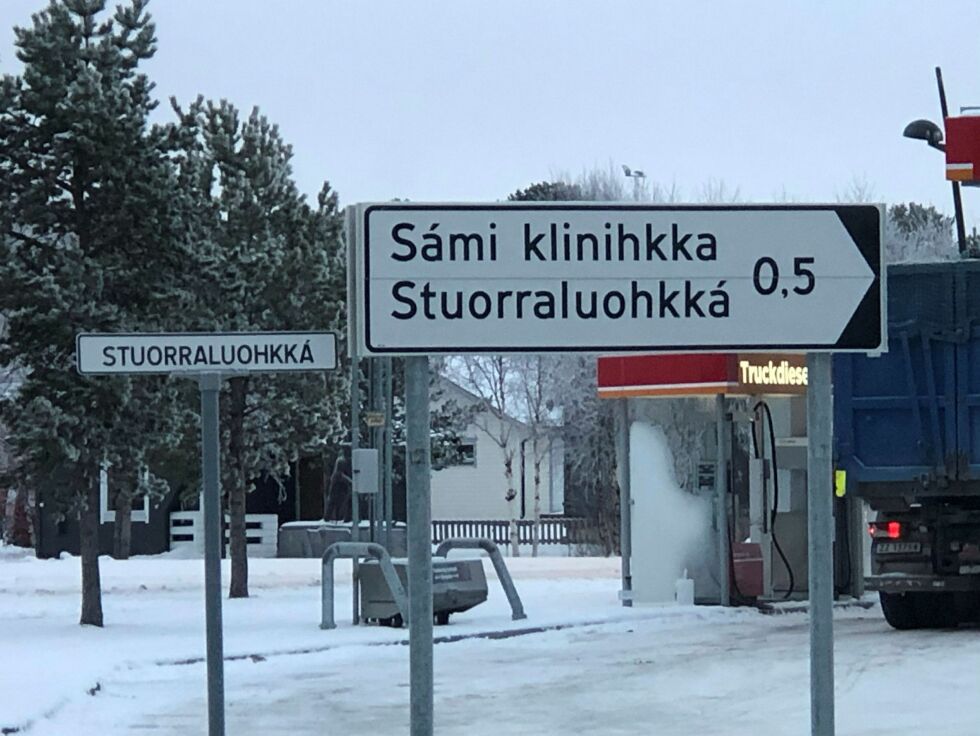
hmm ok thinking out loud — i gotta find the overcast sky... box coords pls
[3,1,980,225]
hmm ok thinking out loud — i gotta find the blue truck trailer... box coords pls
[835,260,980,628]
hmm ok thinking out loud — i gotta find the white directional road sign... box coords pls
[76,331,337,375]
[352,203,883,354]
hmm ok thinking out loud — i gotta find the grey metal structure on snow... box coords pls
[435,538,527,621]
[320,541,408,630]
[359,556,489,626]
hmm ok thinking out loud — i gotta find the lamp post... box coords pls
[902,66,967,253]
[622,164,646,202]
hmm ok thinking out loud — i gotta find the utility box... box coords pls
[352,448,379,494]
[359,558,488,626]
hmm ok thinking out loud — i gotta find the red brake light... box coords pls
[870,521,904,539]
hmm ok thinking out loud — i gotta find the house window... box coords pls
[99,465,150,524]
[457,438,476,466]
[433,436,477,469]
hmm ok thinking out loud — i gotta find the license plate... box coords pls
[877,542,921,554]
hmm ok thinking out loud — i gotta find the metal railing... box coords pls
[320,541,408,630]
[435,538,526,620]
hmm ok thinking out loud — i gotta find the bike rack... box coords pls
[435,537,527,621]
[321,541,409,629]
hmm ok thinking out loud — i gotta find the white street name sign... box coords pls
[352,203,883,354]
[76,332,337,375]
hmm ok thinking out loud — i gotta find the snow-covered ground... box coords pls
[2,545,977,735]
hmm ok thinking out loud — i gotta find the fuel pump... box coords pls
[750,400,796,600]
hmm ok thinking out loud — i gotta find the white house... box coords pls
[431,378,564,521]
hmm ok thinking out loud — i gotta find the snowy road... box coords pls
[4,550,979,735]
[26,607,980,735]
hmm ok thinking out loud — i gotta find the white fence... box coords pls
[169,511,278,558]
[431,517,596,547]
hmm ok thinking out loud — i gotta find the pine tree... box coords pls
[173,98,347,598]
[508,180,582,202]
[104,377,185,560]
[0,0,184,624]
[885,202,957,263]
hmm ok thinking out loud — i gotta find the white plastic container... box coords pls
[674,569,695,606]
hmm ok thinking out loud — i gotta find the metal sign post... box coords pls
[383,356,394,552]
[807,352,835,736]
[76,330,337,736]
[350,353,361,624]
[405,355,434,736]
[716,394,731,607]
[347,205,362,625]
[615,399,632,607]
[199,373,225,736]
[370,361,384,543]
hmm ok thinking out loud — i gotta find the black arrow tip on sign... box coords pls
[834,205,882,350]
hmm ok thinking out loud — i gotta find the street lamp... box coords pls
[902,119,945,152]
[622,164,645,202]
[902,66,966,253]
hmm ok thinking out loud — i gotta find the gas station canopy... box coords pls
[946,114,980,183]
[597,353,808,399]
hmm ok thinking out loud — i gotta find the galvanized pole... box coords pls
[383,356,394,551]
[405,355,434,736]
[199,373,225,736]
[371,358,384,544]
[615,399,632,607]
[346,206,361,625]
[807,352,835,736]
[365,359,375,543]
[716,393,730,607]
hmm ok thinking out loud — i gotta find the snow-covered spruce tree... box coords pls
[508,180,583,202]
[0,367,14,543]
[0,0,186,624]
[173,98,347,598]
[836,180,958,262]
[885,202,957,263]
[288,183,350,470]
[104,375,186,560]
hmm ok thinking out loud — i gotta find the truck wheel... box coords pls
[435,611,450,626]
[879,592,919,630]
[912,592,959,629]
